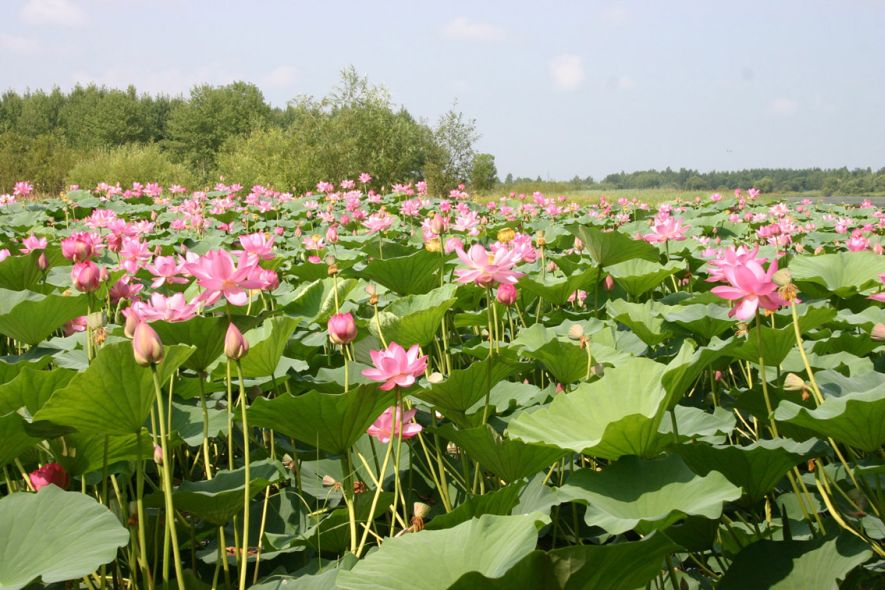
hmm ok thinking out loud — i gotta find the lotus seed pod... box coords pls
[772,268,792,287]
[567,324,585,341]
[783,373,807,391]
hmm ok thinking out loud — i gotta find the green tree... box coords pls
[425,104,479,194]
[470,153,498,191]
[165,81,272,176]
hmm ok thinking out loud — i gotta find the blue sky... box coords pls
[1,0,883,179]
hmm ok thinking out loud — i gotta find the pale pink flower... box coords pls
[145,256,187,288]
[362,342,428,391]
[367,406,422,443]
[643,213,689,243]
[20,235,47,254]
[13,181,33,197]
[454,243,524,287]
[61,232,103,262]
[185,250,265,307]
[363,211,393,233]
[709,255,788,320]
[238,232,275,262]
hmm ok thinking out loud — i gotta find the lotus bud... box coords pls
[427,372,444,384]
[124,311,140,338]
[327,312,357,345]
[29,462,69,491]
[573,238,584,251]
[567,324,585,341]
[429,214,444,235]
[224,323,249,360]
[132,322,164,367]
[153,445,163,465]
[322,474,338,487]
[783,373,807,391]
[71,260,101,292]
[814,246,825,255]
[772,268,792,287]
[496,283,518,306]
[604,274,615,291]
[326,226,339,243]
[37,252,48,271]
[871,323,885,341]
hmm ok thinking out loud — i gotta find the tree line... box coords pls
[0,68,499,195]
[503,166,885,196]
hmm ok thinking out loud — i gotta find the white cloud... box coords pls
[0,34,41,55]
[549,54,585,90]
[768,97,799,115]
[260,65,298,89]
[20,0,88,27]
[442,17,505,42]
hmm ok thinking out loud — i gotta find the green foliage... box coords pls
[66,143,194,188]
[470,152,498,191]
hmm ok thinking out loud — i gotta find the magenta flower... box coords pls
[184,249,265,307]
[454,243,524,287]
[328,312,358,345]
[61,232,103,262]
[363,211,393,234]
[709,255,788,320]
[362,342,428,391]
[71,260,103,292]
[238,232,275,263]
[367,406,422,443]
[145,256,187,288]
[29,463,69,491]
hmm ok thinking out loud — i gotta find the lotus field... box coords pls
[2,180,885,590]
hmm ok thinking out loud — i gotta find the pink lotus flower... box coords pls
[328,312,357,345]
[132,321,164,366]
[61,232,103,262]
[119,237,151,274]
[0,249,9,262]
[71,261,103,292]
[238,232,275,263]
[454,243,524,287]
[145,256,187,288]
[29,463,69,491]
[709,254,788,320]
[20,235,47,254]
[363,211,393,233]
[643,213,689,243]
[496,283,518,305]
[224,322,249,360]
[367,406,422,443]
[128,293,198,323]
[184,249,265,307]
[362,342,428,391]
[869,274,885,302]
[13,181,33,197]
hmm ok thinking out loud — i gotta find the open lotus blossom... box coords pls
[367,406,422,443]
[126,293,199,323]
[362,342,428,391]
[709,253,789,320]
[146,256,188,288]
[454,243,524,287]
[185,249,266,307]
[238,232,275,262]
[20,235,48,254]
[643,213,689,243]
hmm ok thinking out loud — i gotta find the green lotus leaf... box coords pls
[512,323,590,384]
[606,299,671,346]
[507,357,669,459]
[607,259,682,298]
[519,267,599,305]
[719,535,872,590]
[567,225,660,267]
[238,316,301,378]
[675,438,819,500]
[168,459,286,525]
[659,303,734,340]
[561,454,742,534]
[0,289,89,345]
[0,366,74,415]
[774,386,885,451]
[415,356,516,413]
[281,277,358,324]
[248,384,395,454]
[357,249,443,295]
[369,284,458,347]
[33,341,195,436]
[789,251,885,297]
[337,514,546,590]
[0,485,129,590]
[437,424,566,482]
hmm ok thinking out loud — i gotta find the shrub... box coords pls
[66,143,194,189]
